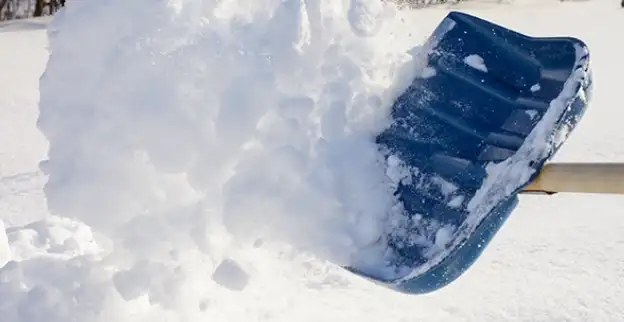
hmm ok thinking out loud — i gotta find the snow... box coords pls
[37,0,423,283]
[464,54,488,72]
[211,258,250,291]
[1,0,624,321]
[0,220,8,267]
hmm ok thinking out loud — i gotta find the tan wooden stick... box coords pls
[521,163,624,195]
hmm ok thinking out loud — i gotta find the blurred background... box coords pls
[0,0,64,21]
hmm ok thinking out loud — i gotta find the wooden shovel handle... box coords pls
[521,163,624,195]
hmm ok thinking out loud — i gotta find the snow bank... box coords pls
[1,0,423,320]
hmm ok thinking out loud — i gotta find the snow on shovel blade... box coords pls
[348,11,593,294]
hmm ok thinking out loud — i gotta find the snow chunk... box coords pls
[431,176,458,198]
[464,54,488,72]
[348,0,387,37]
[7,216,101,262]
[525,109,538,119]
[0,216,115,322]
[420,66,437,79]
[211,258,249,291]
[434,225,454,248]
[448,195,464,209]
[386,154,412,184]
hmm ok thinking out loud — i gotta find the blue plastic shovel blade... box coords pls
[347,11,593,294]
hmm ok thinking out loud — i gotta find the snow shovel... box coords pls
[346,11,604,294]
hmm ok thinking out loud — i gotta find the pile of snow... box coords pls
[0,0,430,320]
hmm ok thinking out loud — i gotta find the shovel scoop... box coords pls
[347,12,593,294]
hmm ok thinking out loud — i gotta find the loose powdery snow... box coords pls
[0,0,428,321]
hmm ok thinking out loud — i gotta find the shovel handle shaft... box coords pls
[521,163,624,195]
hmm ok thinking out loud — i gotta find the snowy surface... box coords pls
[1,0,624,321]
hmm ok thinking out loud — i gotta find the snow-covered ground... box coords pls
[1,0,623,321]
